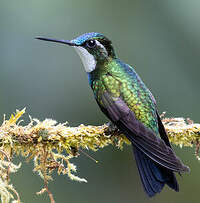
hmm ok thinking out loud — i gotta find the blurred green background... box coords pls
[1,0,200,202]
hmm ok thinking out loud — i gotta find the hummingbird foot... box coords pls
[105,122,122,136]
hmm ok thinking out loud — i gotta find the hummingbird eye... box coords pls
[86,40,96,48]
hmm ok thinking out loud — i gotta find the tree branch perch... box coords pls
[0,109,198,203]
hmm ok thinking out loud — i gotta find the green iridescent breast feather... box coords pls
[90,58,159,134]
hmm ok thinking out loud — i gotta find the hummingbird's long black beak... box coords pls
[35,36,77,46]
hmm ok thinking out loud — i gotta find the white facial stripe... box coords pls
[74,46,96,73]
[95,40,108,57]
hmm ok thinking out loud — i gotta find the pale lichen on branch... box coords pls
[0,109,199,203]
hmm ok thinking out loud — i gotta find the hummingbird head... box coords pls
[36,32,116,73]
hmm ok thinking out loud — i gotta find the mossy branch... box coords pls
[0,109,199,203]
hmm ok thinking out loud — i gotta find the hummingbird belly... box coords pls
[91,63,159,134]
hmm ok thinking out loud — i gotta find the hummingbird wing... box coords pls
[90,60,189,196]
[97,91,189,173]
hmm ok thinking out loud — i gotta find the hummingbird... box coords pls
[36,32,190,197]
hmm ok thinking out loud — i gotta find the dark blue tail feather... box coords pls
[133,146,179,197]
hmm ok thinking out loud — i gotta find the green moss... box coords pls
[0,110,199,203]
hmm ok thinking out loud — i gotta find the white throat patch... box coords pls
[74,46,96,73]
